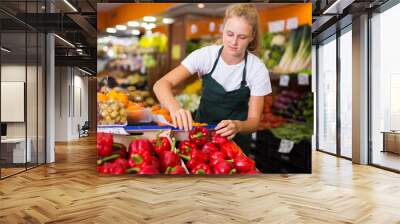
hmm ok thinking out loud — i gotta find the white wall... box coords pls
[1,65,34,138]
[54,67,89,141]
[55,67,69,141]
[1,64,45,164]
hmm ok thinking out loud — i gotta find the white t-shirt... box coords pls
[181,45,271,96]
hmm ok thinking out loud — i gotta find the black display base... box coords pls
[251,130,311,173]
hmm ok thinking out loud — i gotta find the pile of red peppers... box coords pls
[97,132,185,175]
[181,127,259,174]
[96,127,259,175]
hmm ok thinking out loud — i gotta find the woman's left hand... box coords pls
[215,120,241,139]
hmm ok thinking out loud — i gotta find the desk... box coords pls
[1,138,31,163]
[381,131,400,154]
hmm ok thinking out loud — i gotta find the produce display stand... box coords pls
[253,24,313,174]
[97,124,259,175]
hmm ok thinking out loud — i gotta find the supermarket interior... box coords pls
[96,3,313,174]
[1,1,400,223]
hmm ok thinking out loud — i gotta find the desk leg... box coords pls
[382,133,386,153]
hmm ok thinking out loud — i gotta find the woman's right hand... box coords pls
[170,108,193,131]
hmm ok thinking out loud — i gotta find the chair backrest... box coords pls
[82,121,90,129]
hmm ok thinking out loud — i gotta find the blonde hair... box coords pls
[223,3,261,54]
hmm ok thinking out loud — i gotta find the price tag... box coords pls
[298,73,309,85]
[279,75,290,87]
[286,17,298,30]
[140,65,146,74]
[268,20,285,33]
[278,139,295,154]
[251,132,257,141]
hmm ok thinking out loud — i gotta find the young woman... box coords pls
[153,3,271,153]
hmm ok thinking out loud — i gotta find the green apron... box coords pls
[195,46,252,155]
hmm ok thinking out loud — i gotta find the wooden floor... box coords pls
[0,136,400,223]
[1,167,25,177]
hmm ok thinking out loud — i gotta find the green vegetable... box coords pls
[186,41,202,54]
[270,122,313,143]
[261,32,274,49]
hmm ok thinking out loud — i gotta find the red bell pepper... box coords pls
[165,165,186,174]
[179,147,210,172]
[213,160,236,174]
[128,153,159,171]
[211,133,229,146]
[210,151,227,161]
[189,127,208,147]
[97,132,113,157]
[209,158,226,168]
[110,164,126,175]
[151,131,171,156]
[234,154,256,173]
[97,162,113,174]
[192,149,209,163]
[178,140,197,156]
[130,151,153,167]
[160,138,181,172]
[129,139,153,157]
[150,156,160,171]
[201,142,219,155]
[186,158,201,170]
[114,158,129,169]
[220,141,241,159]
[191,163,212,174]
[127,165,160,174]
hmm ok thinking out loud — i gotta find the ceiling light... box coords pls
[197,3,205,9]
[131,29,140,35]
[128,21,140,27]
[63,0,78,12]
[106,28,116,33]
[141,22,155,30]
[54,34,75,48]
[162,18,174,24]
[143,16,156,22]
[76,48,83,52]
[116,25,127,31]
[1,47,11,53]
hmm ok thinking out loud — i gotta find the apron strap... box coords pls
[241,51,248,87]
[208,46,224,75]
